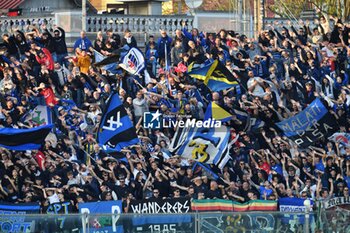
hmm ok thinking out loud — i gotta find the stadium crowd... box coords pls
[0,11,350,214]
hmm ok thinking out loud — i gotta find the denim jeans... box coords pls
[56,53,69,67]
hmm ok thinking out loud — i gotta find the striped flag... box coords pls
[0,125,53,150]
[191,199,233,212]
[191,199,277,212]
[233,200,277,211]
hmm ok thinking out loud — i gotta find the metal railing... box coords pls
[0,211,321,233]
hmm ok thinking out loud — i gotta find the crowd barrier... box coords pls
[1,197,349,232]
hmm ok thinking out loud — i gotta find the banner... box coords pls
[321,196,350,209]
[279,197,313,212]
[79,200,123,233]
[97,92,139,151]
[191,199,233,212]
[0,124,53,150]
[276,98,338,148]
[129,198,191,225]
[0,202,40,233]
[279,197,314,225]
[191,199,277,212]
[233,200,277,211]
[170,126,230,165]
[45,202,78,232]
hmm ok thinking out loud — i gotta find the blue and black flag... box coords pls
[0,124,53,150]
[97,92,139,151]
[188,60,239,91]
[276,98,338,148]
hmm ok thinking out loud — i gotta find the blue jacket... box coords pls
[73,37,93,51]
[334,73,349,90]
[145,49,158,63]
[157,36,172,59]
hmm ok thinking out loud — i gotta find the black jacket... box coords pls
[53,27,68,55]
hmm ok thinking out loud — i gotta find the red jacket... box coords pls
[35,48,54,70]
[40,87,58,107]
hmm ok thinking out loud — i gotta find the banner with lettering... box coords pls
[321,196,350,209]
[321,197,350,232]
[79,200,123,233]
[279,197,314,225]
[0,202,40,233]
[129,197,192,232]
[44,202,79,232]
[276,98,338,148]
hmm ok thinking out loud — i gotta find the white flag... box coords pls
[170,125,230,164]
[119,48,145,75]
[328,133,350,148]
[26,105,52,126]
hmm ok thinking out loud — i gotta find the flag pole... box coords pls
[165,43,168,71]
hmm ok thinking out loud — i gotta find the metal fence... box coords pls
[0,211,324,233]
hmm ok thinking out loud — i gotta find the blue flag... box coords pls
[0,125,53,150]
[98,92,139,151]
